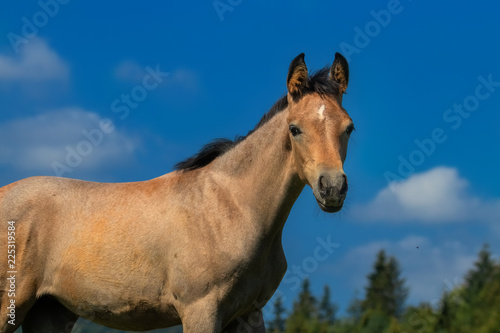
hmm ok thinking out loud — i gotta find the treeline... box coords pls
[268,244,500,333]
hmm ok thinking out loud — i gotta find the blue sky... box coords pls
[1,0,500,323]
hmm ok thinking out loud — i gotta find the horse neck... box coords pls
[208,108,305,234]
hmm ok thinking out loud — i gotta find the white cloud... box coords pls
[0,38,68,81]
[0,108,139,173]
[350,167,500,224]
[332,236,477,305]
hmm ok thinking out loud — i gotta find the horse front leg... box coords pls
[181,299,224,333]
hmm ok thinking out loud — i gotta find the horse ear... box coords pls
[330,52,349,95]
[287,53,308,96]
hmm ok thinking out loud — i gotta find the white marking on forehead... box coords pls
[317,104,325,120]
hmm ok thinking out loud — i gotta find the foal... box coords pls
[0,52,354,332]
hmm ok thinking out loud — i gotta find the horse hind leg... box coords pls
[22,296,79,333]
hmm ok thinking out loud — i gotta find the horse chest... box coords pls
[222,239,288,312]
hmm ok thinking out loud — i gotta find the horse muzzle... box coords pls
[313,171,348,213]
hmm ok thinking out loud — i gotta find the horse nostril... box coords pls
[339,174,348,196]
[319,175,328,198]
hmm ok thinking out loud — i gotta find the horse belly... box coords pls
[51,270,180,331]
[45,245,179,330]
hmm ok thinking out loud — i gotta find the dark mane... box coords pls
[175,67,340,171]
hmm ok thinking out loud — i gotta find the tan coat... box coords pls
[0,52,353,333]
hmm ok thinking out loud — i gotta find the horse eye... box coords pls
[289,125,302,137]
[345,124,355,136]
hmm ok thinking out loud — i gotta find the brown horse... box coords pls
[0,52,354,333]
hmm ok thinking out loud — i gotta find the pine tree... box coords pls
[448,243,499,332]
[361,250,408,319]
[318,285,337,325]
[476,263,500,332]
[434,291,453,332]
[463,243,495,303]
[386,256,408,318]
[362,250,387,315]
[346,291,363,322]
[286,278,317,332]
[269,294,286,333]
[295,278,317,320]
